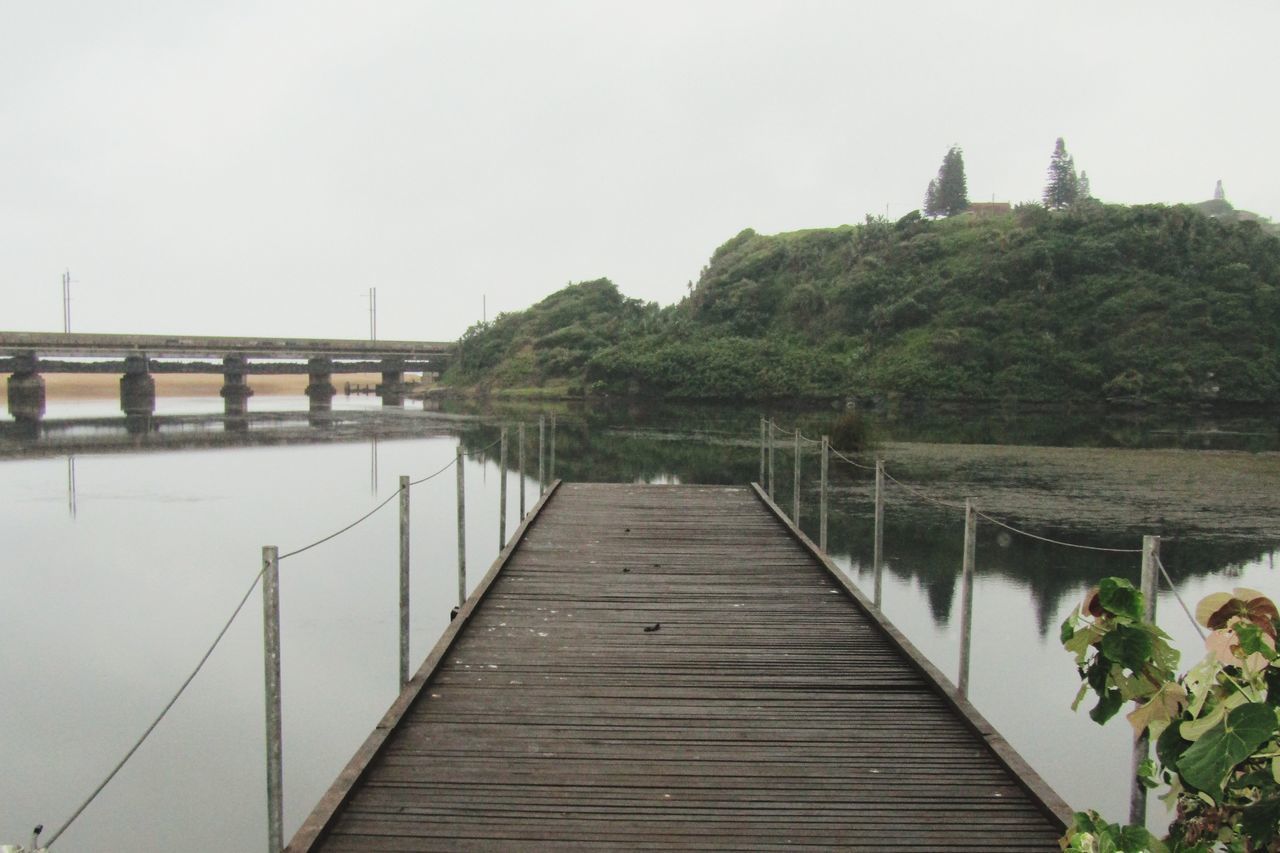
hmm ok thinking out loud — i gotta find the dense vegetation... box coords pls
[446,202,1280,404]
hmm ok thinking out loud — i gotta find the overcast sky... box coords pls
[3,1,1277,341]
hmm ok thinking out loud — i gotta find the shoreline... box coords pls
[0,372,413,402]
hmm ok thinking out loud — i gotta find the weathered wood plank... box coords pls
[295,483,1069,851]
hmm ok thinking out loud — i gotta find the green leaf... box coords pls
[1235,622,1278,661]
[1099,577,1142,621]
[1176,702,1280,794]
[1240,796,1280,845]
[1089,688,1124,725]
[1101,624,1153,672]
[1060,616,1076,645]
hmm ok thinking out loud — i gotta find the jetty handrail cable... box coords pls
[1154,553,1208,641]
[45,562,268,848]
[974,510,1143,554]
[42,432,507,846]
[828,446,877,472]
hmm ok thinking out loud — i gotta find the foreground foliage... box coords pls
[1060,581,1280,851]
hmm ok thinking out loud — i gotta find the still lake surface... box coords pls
[2,393,1278,850]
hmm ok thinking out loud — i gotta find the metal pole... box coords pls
[456,445,466,606]
[549,414,557,482]
[499,428,508,548]
[819,436,829,553]
[1130,535,1161,825]
[399,476,410,688]
[261,545,283,853]
[792,429,801,523]
[518,423,526,518]
[957,498,977,698]
[759,418,766,486]
[873,460,885,608]
[538,416,546,496]
[767,420,775,499]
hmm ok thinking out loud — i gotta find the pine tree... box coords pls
[924,146,968,217]
[924,178,941,217]
[1214,179,1226,201]
[1078,170,1091,200]
[1043,137,1080,209]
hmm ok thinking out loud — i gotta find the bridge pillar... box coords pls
[379,357,405,408]
[7,351,46,422]
[221,354,254,416]
[306,357,337,413]
[119,354,156,417]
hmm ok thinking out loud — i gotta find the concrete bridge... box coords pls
[0,331,455,421]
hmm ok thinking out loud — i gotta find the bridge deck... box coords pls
[293,482,1069,851]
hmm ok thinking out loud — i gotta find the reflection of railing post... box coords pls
[957,498,976,698]
[759,418,766,486]
[399,476,410,688]
[792,429,801,523]
[518,423,526,518]
[499,428,508,548]
[456,445,466,606]
[550,414,557,481]
[538,416,546,496]
[819,436,829,553]
[873,460,885,608]
[1130,535,1161,825]
[767,420,775,499]
[261,545,283,853]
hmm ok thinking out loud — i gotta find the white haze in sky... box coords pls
[2,1,1277,341]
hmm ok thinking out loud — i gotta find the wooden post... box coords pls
[456,445,466,606]
[759,418,766,486]
[792,428,801,524]
[261,545,283,853]
[538,416,546,496]
[957,498,977,699]
[518,423,526,518]
[550,414,557,481]
[767,420,775,499]
[499,428,508,548]
[398,476,410,688]
[1130,535,1161,825]
[819,436,829,553]
[873,459,885,608]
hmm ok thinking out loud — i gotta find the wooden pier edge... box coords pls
[748,481,1075,831]
[286,479,564,852]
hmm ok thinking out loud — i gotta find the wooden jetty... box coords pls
[291,482,1071,851]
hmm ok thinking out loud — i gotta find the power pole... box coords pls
[62,269,72,333]
[368,287,377,340]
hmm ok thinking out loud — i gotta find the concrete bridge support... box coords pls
[221,354,254,417]
[306,357,337,413]
[7,352,46,422]
[120,354,156,417]
[379,357,406,408]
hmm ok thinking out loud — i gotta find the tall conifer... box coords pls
[1043,138,1080,208]
[924,146,968,217]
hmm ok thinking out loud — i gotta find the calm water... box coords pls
[2,395,1278,849]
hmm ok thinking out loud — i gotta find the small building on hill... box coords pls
[965,201,1012,218]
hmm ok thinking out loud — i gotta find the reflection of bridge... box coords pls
[0,331,455,420]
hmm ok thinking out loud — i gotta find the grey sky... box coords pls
[3,1,1277,341]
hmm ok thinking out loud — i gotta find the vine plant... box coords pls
[1060,579,1280,851]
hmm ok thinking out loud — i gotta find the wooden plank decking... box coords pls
[292,482,1071,851]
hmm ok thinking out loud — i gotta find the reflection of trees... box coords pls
[460,415,1279,640]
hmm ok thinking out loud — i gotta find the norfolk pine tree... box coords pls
[1043,137,1080,208]
[924,146,968,217]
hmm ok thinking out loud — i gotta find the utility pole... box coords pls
[368,287,377,340]
[62,269,72,333]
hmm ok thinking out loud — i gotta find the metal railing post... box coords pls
[499,428,508,548]
[792,428,801,523]
[759,418,766,486]
[819,436,829,553]
[261,545,283,853]
[1130,535,1161,825]
[767,420,775,499]
[538,416,546,496]
[518,423,526,518]
[873,459,885,608]
[456,445,466,606]
[550,414,557,482]
[957,498,977,698]
[399,476,410,688]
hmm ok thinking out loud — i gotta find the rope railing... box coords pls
[34,425,530,852]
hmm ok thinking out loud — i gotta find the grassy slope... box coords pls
[447,203,1280,404]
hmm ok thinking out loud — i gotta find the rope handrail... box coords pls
[974,509,1143,554]
[828,446,877,471]
[1155,553,1207,641]
[880,466,968,511]
[40,432,507,847]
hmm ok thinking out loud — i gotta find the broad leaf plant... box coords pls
[1060,580,1280,851]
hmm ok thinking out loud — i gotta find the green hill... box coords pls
[447,202,1280,404]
